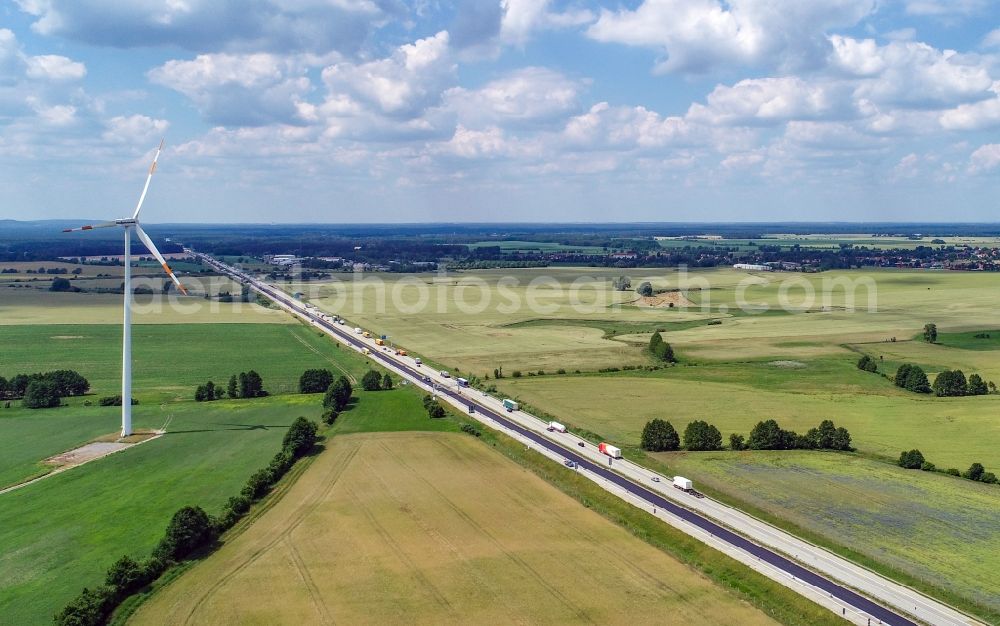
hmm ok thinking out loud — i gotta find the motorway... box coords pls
[197,253,981,626]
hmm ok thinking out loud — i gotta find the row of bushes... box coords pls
[361,370,393,391]
[423,394,446,419]
[640,419,722,452]
[322,376,353,412]
[55,416,320,625]
[503,365,668,379]
[98,395,138,406]
[898,450,997,484]
[195,371,267,402]
[860,356,995,397]
[732,419,852,451]
[640,418,853,453]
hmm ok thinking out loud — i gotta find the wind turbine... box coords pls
[63,140,186,438]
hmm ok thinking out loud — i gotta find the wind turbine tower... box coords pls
[63,140,186,437]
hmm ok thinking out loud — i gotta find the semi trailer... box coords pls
[598,443,622,458]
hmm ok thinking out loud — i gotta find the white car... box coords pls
[440,370,450,378]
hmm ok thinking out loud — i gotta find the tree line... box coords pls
[0,370,90,409]
[194,371,267,402]
[858,356,994,396]
[898,449,997,485]
[54,416,319,626]
[641,418,852,452]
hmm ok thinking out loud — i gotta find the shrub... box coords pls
[747,419,798,450]
[923,323,937,343]
[932,369,967,397]
[898,449,925,469]
[683,420,723,451]
[512,371,522,378]
[50,277,73,292]
[981,472,998,484]
[99,395,138,406]
[23,380,60,409]
[299,368,334,394]
[856,355,878,372]
[361,370,383,391]
[241,469,274,500]
[803,419,852,451]
[648,331,676,363]
[382,372,393,390]
[966,373,989,396]
[54,586,112,626]
[461,423,482,437]
[920,461,936,472]
[324,376,352,411]
[894,364,931,393]
[946,468,961,476]
[427,401,446,419]
[153,506,216,563]
[194,381,218,402]
[557,368,566,374]
[729,433,746,451]
[321,409,339,425]
[282,417,318,458]
[964,462,985,481]
[640,419,680,452]
[104,555,148,600]
[636,281,653,297]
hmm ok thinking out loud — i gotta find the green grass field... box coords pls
[0,288,288,324]
[0,274,454,625]
[663,451,1000,618]
[0,396,320,624]
[0,323,362,403]
[130,431,780,626]
[0,387,440,625]
[0,322,373,488]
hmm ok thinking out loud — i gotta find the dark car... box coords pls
[577,442,585,447]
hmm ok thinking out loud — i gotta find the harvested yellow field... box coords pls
[132,432,778,626]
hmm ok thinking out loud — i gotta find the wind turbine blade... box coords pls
[131,139,164,220]
[135,224,187,295]
[62,221,117,232]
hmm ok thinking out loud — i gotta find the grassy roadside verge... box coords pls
[649,450,997,625]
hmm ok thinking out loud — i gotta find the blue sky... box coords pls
[1,0,998,223]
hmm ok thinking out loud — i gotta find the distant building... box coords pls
[264,254,299,266]
[733,263,772,271]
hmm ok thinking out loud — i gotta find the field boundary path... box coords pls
[201,252,984,626]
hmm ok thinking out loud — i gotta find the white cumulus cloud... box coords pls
[587,0,875,73]
[968,143,1000,173]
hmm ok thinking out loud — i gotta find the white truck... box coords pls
[598,442,622,459]
[672,476,693,492]
[547,421,567,433]
[456,377,469,387]
[502,398,519,412]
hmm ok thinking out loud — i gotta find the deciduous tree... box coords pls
[640,419,680,452]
